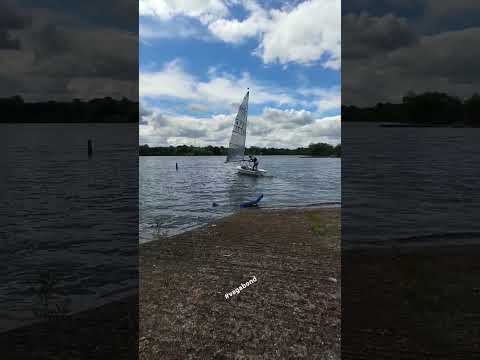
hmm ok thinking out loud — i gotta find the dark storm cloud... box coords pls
[418,1,480,35]
[389,28,480,85]
[72,0,138,29]
[343,0,480,106]
[0,1,137,101]
[0,32,20,50]
[342,0,426,17]
[0,1,31,30]
[26,24,137,81]
[343,13,418,59]
[0,0,31,49]
[22,0,137,30]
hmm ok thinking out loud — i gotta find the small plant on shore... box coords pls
[154,218,170,240]
[308,213,328,236]
[32,270,71,321]
[307,211,340,251]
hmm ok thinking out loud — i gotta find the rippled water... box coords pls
[343,122,480,248]
[140,155,341,242]
[0,124,138,332]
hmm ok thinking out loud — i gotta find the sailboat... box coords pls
[225,89,267,176]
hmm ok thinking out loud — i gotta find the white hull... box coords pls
[237,166,267,177]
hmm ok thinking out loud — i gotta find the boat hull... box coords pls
[237,166,267,177]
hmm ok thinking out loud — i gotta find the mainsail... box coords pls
[226,91,249,162]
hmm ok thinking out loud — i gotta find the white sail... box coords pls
[226,91,249,162]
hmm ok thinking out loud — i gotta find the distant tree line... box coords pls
[0,96,138,123]
[140,143,341,157]
[343,92,480,126]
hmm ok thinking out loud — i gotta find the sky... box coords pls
[0,0,138,101]
[343,0,480,106]
[139,0,341,148]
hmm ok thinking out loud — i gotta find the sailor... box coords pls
[253,156,259,171]
[247,155,253,169]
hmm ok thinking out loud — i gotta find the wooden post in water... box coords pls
[176,162,178,171]
[88,139,93,157]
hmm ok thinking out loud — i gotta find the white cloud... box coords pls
[140,59,297,107]
[139,0,229,24]
[140,0,341,68]
[138,2,341,148]
[207,0,268,43]
[304,114,341,139]
[139,13,216,42]
[258,0,340,68]
[140,102,153,124]
[316,94,341,113]
[208,0,341,68]
[140,109,233,145]
[187,103,210,113]
[300,87,341,113]
[140,104,341,148]
[140,59,196,99]
[248,108,340,147]
[140,22,201,40]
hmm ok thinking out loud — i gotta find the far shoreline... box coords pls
[139,154,340,157]
[139,142,341,157]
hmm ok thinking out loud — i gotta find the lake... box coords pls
[140,156,341,243]
[343,122,480,249]
[0,124,138,332]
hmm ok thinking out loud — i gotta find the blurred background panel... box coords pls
[342,1,480,358]
[0,1,138,359]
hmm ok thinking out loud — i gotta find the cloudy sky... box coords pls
[0,0,137,101]
[139,0,341,148]
[343,0,480,106]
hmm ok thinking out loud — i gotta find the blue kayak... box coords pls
[240,194,264,208]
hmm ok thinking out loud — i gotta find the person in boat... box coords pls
[252,156,259,171]
[246,155,254,169]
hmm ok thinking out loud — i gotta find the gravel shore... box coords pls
[342,245,480,359]
[140,207,341,359]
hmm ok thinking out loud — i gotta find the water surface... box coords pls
[0,124,137,332]
[343,122,480,249]
[140,156,341,242]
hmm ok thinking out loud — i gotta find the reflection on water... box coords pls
[343,122,480,249]
[0,124,138,332]
[140,156,341,242]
